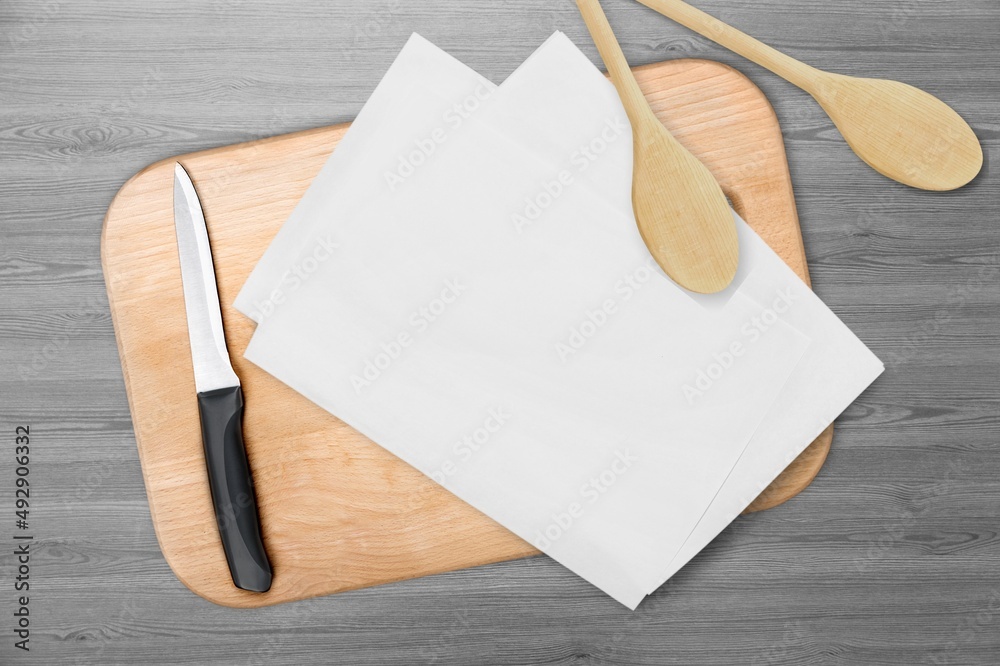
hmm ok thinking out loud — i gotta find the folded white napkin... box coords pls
[235,33,497,321]
[239,32,883,607]
[649,218,885,597]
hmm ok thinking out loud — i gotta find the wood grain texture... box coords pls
[1,0,997,663]
[103,56,824,608]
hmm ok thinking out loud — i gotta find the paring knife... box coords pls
[173,163,272,593]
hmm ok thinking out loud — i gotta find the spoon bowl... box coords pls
[631,116,739,293]
[813,74,983,191]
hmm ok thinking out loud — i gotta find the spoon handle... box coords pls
[575,0,659,128]
[634,0,823,91]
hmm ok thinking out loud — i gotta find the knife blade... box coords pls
[173,162,272,593]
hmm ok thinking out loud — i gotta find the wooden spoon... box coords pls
[576,0,739,294]
[635,0,983,191]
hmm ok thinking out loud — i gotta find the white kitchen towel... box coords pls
[235,33,498,322]
[645,219,885,596]
[458,32,884,597]
[243,32,814,607]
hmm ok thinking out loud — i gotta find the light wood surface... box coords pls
[635,0,984,191]
[576,0,739,293]
[102,57,827,608]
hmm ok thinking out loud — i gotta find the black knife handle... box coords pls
[196,386,272,592]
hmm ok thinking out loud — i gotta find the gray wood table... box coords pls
[1,0,998,663]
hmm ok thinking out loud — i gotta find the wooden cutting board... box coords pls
[103,58,833,608]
